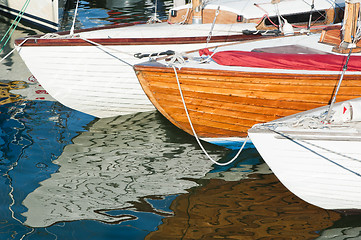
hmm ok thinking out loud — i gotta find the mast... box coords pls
[334,0,361,52]
[192,0,203,24]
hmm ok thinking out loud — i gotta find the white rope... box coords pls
[255,124,361,177]
[0,38,31,63]
[179,4,191,24]
[79,37,133,66]
[70,0,80,35]
[172,65,248,166]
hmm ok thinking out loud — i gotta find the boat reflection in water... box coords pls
[0,83,360,238]
[21,110,349,239]
[146,173,341,239]
[22,111,230,228]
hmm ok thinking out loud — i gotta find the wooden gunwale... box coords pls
[135,64,361,138]
[14,34,263,47]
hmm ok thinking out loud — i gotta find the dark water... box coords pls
[1,1,361,239]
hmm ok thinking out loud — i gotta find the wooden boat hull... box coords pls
[248,99,361,210]
[134,63,361,145]
[0,0,66,31]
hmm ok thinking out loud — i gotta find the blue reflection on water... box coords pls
[0,100,95,239]
[0,100,210,240]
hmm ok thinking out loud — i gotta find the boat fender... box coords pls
[282,19,294,36]
[339,101,361,122]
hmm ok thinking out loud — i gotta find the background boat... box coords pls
[169,0,344,28]
[14,0,343,118]
[0,0,70,32]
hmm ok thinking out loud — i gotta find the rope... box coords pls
[259,126,361,177]
[307,0,315,32]
[70,0,80,35]
[254,4,279,28]
[0,0,31,54]
[79,37,133,66]
[172,65,248,166]
[0,38,31,63]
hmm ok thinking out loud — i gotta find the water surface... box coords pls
[1,1,361,239]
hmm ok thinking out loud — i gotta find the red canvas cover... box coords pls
[199,48,361,71]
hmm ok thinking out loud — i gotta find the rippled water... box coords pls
[1,0,361,239]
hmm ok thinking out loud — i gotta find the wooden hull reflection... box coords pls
[145,174,341,239]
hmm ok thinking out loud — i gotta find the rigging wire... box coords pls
[307,0,315,31]
[326,3,361,120]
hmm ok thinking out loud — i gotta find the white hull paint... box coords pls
[0,0,66,31]
[249,99,361,210]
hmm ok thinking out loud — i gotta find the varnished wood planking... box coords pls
[151,92,301,117]
[149,73,352,87]
[15,33,261,47]
[144,75,359,97]
[169,8,336,29]
[136,64,361,138]
[168,9,239,24]
[140,69,361,101]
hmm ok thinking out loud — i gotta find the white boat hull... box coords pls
[249,100,361,210]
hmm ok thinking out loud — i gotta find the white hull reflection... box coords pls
[22,111,227,227]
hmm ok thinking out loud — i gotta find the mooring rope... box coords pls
[70,0,80,35]
[0,38,31,63]
[172,65,248,166]
[79,37,133,66]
